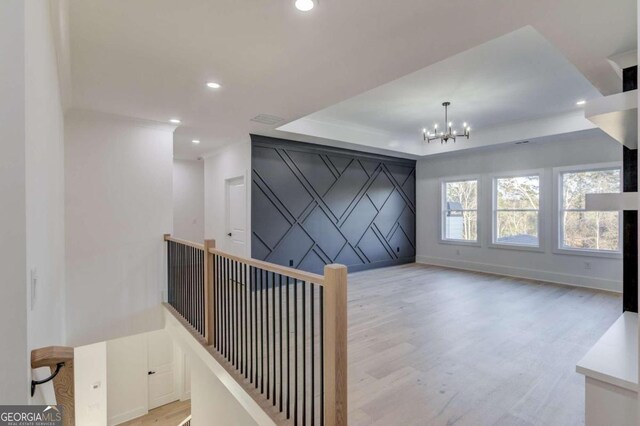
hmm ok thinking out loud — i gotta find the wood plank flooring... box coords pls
[119,400,190,426]
[347,263,621,426]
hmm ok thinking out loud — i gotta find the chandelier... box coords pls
[423,102,471,143]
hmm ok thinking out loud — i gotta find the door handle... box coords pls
[227,232,232,237]
[148,371,156,375]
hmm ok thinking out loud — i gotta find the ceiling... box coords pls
[67,0,637,159]
[279,26,603,156]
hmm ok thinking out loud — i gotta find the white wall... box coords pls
[190,356,258,426]
[75,342,108,426]
[173,159,204,243]
[65,110,174,346]
[0,0,28,404]
[106,333,148,425]
[25,0,67,404]
[0,0,67,404]
[204,141,251,256]
[417,130,623,292]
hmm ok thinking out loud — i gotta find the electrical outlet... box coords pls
[584,262,591,270]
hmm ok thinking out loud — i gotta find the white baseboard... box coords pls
[108,406,148,426]
[416,255,622,293]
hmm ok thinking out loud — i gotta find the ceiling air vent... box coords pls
[250,114,285,125]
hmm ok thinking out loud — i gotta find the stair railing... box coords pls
[164,234,348,426]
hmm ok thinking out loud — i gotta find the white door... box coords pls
[147,330,178,410]
[226,176,247,256]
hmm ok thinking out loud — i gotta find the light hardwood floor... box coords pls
[119,400,190,426]
[347,263,621,426]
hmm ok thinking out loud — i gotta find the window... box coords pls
[559,167,621,253]
[493,174,540,247]
[442,179,478,242]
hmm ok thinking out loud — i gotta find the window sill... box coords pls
[439,239,481,247]
[488,243,544,253]
[553,247,622,259]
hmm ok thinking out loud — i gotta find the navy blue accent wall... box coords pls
[251,135,416,274]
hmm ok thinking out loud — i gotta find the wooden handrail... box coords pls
[164,234,205,250]
[208,247,325,286]
[31,346,74,426]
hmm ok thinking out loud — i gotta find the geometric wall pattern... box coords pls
[251,135,416,274]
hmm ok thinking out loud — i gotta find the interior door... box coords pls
[226,176,247,256]
[147,330,178,410]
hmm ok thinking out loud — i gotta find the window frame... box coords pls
[553,162,623,259]
[489,169,544,252]
[439,176,481,246]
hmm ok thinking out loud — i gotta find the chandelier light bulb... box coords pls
[434,123,438,129]
[448,122,452,127]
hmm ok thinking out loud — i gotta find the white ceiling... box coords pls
[67,0,637,159]
[279,26,603,156]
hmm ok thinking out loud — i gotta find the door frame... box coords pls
[224,173,249,257]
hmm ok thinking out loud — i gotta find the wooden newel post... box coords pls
[323,264,348,426]
[204,239,216,346]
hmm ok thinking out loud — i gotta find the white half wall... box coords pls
[164,309,271,426]
[65,110,174,346]
[417,130,623,292]
[25,0,67,404]
[204,141,251,256]
[173,159,204,243]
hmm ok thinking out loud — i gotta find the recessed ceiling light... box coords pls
[192,139,201,144]
[295,0,314,12]
[206,82,221,89]
[576,100,586,105]
[170,118,181,124]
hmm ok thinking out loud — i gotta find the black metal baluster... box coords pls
[272,272,276,406]
[190,247,194,329]
[286,276,291,419]
[225,257,230,358]
[266,269,271,400]
[234,260,238,367]
[254,266,259,388]
[311,284,315,426]
[179,245,183,318]
[221,256,225,355]
[236,260,239,369]
[260,269,269,393]
[248,265,253,383]
[320,285,324,426]
[244,263,248,378]
[216,255,220,350]
[294,278,298,424]
[302,280,307,425]
[279,274,283,412]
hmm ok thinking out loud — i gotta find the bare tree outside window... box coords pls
[560,169,620,251]
[443,179,478,241]
[494,175,540,246]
